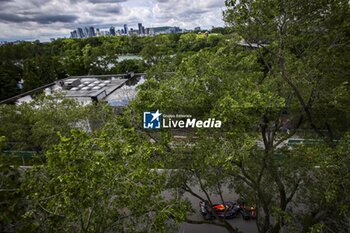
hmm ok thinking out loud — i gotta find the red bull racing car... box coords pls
[199,201,240,220]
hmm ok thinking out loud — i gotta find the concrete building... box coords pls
[1,73,145,107]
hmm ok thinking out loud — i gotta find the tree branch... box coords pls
[182,183,206,202]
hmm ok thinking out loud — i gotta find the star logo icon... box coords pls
[143,110,162,129]
[150,110,162,122]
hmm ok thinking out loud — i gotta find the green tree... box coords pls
[0,62,22,100]
[133,47,275,233]
[0,94,110,152]
[0,156,26,233]
[21,122,189,233]
[133,32,350,233]
[22,56,66,92]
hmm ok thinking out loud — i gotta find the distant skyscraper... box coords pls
[88,27,95,37]
[123,24,128,35]
[84,27,89,37]
[138,23,143,35]
[109,26,115,36]
[194,27,201,31]
[70,30,78,38]
[77,28,84,38]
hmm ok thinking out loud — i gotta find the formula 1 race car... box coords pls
[199,201,240,220]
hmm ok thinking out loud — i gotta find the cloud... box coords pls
[0,13,77,24]
[88,0,126,3]
[0,14,27,23]
[92,4,122,15]
[69,0,126,3]
[34,15,78,24]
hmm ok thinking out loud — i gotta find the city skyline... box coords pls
[69,23,186,39]
[0,0,226,42]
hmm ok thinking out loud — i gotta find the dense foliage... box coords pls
[1,1,350,233]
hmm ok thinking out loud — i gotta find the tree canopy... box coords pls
[1,1,350,233]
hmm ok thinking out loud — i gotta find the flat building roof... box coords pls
[64,78,128,98]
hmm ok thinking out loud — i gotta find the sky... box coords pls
[0,0,227,42]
